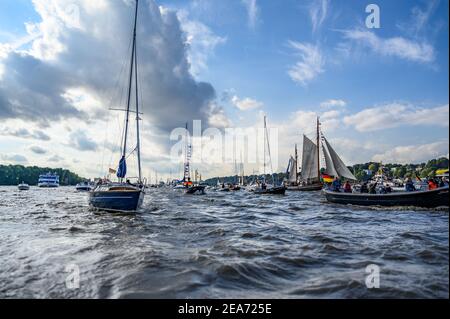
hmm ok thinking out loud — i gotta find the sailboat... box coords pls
[286,117,323,191]
[89,0,145,213]
[254,116,286,195]
[181,123,206,195]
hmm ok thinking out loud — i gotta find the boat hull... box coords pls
[38,183,59,188]
[254,186,287,195]
[287,183,323,191]
[186,186,206,195]
[18,185,30,191]
[89,190,144,212]
[323,186,449,208]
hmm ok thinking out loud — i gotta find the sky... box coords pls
[0,0,448,181]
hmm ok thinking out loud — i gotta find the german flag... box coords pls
[322,174,334,183]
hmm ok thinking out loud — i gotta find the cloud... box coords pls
[69,130,98,151]
[231,95,263,111]
[0,0,221,132]
[372,141,449,164]
[177,10,226,76]
[398,0,440,36]
[48,155,64,162]
[30,145,47,155]
[309,0,329,33]
[0,128,51,141]
[341,29,435,63]
[343,103,449,132]
[208,103,232,128]
[287,41,324,86]
[320,99,346,109]
[0,154,28,164]
[241,0,259,29]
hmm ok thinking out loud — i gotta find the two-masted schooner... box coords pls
[286,117,356,191]
[89,0,145,213]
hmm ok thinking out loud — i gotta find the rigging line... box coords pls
[264,119,275,182]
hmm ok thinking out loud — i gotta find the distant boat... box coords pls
[18,182,30,191]
[76,182,93,192]
[253,116,286,195]
[89,0,145,213]
[323,186,449,208]
[38,173,59,188]
[179,122,206,195]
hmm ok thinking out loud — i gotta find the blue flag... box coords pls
[117,156,127,179]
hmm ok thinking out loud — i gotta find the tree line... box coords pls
[0,165,86,186]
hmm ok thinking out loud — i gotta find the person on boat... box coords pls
[261,182,267,190]
[331,177,341,192]
[368,183,377,194]
[385,184,392,193]
[428,178,438,190]
[438,178,447,188]
[343,181,352,193]
[405,178,415,192]
[360,182,369,193]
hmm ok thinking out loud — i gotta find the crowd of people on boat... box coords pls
[329,176,448,194]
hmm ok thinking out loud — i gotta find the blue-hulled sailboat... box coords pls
[89,0,145,213]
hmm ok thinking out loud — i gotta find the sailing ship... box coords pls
[286,117,356,191]
[253,116,286,195]
[181,123,206,195]
[89,0,145,213]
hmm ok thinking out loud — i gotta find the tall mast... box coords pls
[122,0,139,161]
[133,0,142,183]
[316,116,320,181]
[263,116,266,180]
[295,143,298,182]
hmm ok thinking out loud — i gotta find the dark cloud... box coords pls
[30,145,47,154]
[0,128,51,141]
[69,130,98,151]
[0,0,220,133]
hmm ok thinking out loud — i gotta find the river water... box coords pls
[0,186,448,299]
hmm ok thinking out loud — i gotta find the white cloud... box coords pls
[177,10,226,76]
[287,41,324,86]
[320,99,346,109]
[0,154,28,164]
[372,141,449,164]
[341,29,435,63]
[231,95,263,111]
[309,0,329,33]
[343,103,449,132]
[241,0,259,29]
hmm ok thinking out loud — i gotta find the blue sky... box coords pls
[0,0,448,179]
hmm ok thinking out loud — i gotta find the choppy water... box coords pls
[0,186,448,299]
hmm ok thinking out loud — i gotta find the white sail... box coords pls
[287,156,298,183]
[322,137,357,181]
[301,135,319,181]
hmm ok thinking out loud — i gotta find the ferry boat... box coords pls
[38,173,60,188]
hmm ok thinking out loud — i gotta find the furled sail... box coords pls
[301,135,319,181]
[322,137,357,180]
[117,156,127,179]
[287,156,298,183]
